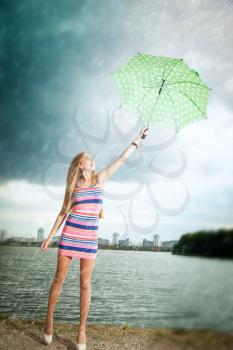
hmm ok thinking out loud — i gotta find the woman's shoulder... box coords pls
[96,172,105,191]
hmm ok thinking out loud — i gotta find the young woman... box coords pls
[40,125,149,349]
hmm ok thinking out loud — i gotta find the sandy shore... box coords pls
[0,314,233,350]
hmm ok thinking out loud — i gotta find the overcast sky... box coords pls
[0,0,232,243]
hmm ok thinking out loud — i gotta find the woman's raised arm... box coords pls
[97,126,149,186]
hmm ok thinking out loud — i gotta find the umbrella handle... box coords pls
[141,125,149,139]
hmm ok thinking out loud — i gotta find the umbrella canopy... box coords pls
[111,53,212,132]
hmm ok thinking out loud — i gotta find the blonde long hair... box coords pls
[60,152,104,219]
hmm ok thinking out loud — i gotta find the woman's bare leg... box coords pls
[77,258,96,344]
[44,254,72,334]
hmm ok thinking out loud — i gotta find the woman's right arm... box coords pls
[41,209,67,252]
[97,126,149,187]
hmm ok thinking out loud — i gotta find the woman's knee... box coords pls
[80,279,91,290]
[53,273,66,285]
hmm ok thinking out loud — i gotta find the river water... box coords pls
[0,246,232,333]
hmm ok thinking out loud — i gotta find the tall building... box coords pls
[142,239,153,247]
[119,238,130,247]
[112,232,120,245]
[153,234,161,247]
[102,238,110,246]
[0,230,7,242]
[98,237,110,246]
[162,240,178,249]
[37,227,44,242]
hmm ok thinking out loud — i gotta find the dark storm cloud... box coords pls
[0,0,89,184]
[0,0,233,186]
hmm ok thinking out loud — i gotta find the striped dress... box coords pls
[58,178,103,260]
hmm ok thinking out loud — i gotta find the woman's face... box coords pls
[81,153,95,172]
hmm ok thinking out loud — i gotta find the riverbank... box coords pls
[172,229,233,259]
[0,314,233,350]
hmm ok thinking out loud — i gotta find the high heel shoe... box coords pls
[43,331,52,345]
[43,318,53,345]
[75,342,86,350]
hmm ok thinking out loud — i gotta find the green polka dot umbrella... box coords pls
[111,53,212,133]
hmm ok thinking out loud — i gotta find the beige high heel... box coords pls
[75,343,86,350]
[43,331,52,345]
[43,318,53,345]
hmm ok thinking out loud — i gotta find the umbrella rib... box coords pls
[142,60,181,90]
[141,58,168,78]
[160,59,171,82]
[166,86,204,115]
[146,88,162,124]
[163,85,179,130]
[166,80,209,89]
[142,82,161,88]
[164,60,182,81]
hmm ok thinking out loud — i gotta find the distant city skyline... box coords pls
[1,226,178,247]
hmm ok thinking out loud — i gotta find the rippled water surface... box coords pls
[0,246,233,332]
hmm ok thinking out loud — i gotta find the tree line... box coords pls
[172,228,233,259]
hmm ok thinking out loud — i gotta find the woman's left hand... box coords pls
[133,126,149,145]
